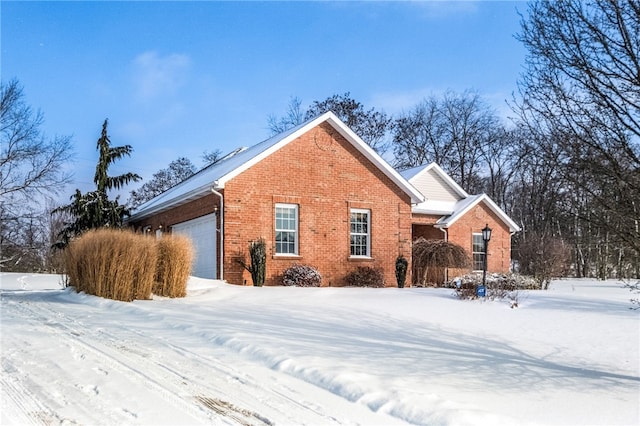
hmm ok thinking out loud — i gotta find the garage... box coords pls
[171,214,217,279]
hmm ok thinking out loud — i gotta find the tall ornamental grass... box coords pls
[64,229,157,301]
[64,228,194,301]
[154,234,193,298]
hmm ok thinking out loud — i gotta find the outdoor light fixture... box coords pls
[481,224,492,290]
[482,224,492,244]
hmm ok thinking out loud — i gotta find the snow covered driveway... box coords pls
[1,273,638,425]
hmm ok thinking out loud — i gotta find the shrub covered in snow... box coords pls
[451,272,539,306]
[345,266,385,288]
[282,264,322,287]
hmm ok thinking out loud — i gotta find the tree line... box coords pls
[1,0,638,280]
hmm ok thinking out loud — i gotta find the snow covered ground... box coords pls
[1,273,638,426]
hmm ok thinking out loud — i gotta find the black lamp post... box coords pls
[481,224,492,287]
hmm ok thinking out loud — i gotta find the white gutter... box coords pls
[210,184,224,281]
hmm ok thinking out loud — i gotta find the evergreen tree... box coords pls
[55,119,140,247]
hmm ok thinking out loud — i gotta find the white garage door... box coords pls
[171,214,217,279]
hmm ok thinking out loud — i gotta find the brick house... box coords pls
[128,112,425,286]
[400,163,520,285]
[129,113,519,287]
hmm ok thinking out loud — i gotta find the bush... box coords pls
[237,238,266,286]
[282,264,322,287]
[451,272,539,306]
[395,255,408,288]
[64,228,157,301]
[63,228,194,301]
[513,234,571,289]
[154,234,193,297]
[345,266,385,288]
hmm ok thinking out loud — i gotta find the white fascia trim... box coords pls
[410,162,469,199]
[128,185,212,222]
[214,114,331,189]
[435,194,521,233]
[217,112,425,204]
[413,207,455,216]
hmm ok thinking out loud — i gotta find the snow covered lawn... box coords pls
[1,273,638,425]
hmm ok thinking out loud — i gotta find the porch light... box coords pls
[481,224,492,289]
[482,224,492,243]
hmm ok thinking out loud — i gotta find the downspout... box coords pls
[440,227,449,283]
[210,184,224,280]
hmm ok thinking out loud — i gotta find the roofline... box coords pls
[214,112,423,203]
[408,162,469,199]
[127,185,212,223]
[323,113,425,204]
[434,193,521,233]
[129,111,424,222]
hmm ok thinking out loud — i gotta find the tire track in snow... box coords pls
[6,297,350,425]
[3,299,223,425]
[36,299,346,424]
[1,302,134,426]
[1,357,54,426]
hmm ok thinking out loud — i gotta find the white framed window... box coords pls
[350,208,370,257]
[275,203,298,255]
[472,233,485,271]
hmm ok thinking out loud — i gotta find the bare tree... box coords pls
[481,126,532,212]
[128,157,197,209]
[267,97,305,135]
[268,93,392,155]
[305,93,391,155]
[201,149,223,166]
[1,79,73,270]
[515,0,640,273]
[392,90,502,193]
[1,79,72,200]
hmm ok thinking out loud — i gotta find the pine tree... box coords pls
[54,119,141,248]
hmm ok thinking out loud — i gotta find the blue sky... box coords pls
[2,1,528,199]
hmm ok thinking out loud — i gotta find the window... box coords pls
[350,209,370,257]
[472,233,485,271]
[275,204,298,255]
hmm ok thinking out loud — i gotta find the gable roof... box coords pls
[435,194,521,233]
[129,112,424,221]
[401,162,520,233]
[400,162,468,200]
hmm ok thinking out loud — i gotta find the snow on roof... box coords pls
[401,162,468,199]
[129,112,424,221]
[398,164,425,181]
[411,199,458,216]
[434,194,521,233]
[400,162,519,233]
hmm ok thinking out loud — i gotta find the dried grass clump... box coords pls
[154,234,193,298]
[64,228,158,301]
[412,238,471,269]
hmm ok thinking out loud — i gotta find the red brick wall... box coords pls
[446,203,512,274]
[132,122,414,287]
[223,122,413,286]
